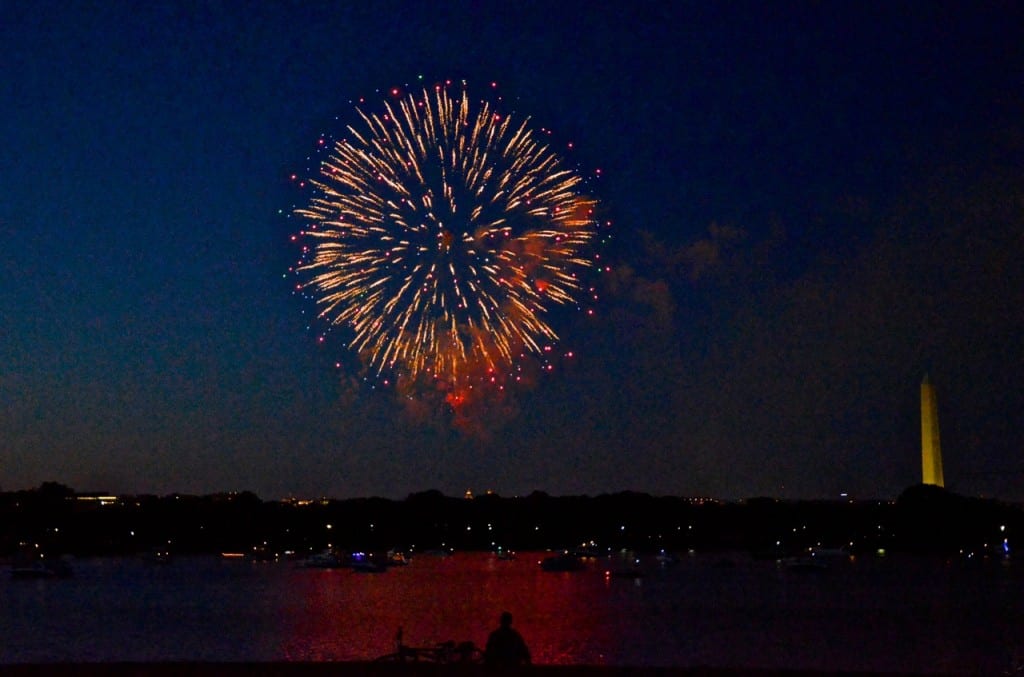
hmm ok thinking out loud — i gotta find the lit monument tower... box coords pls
[920,374,944,487]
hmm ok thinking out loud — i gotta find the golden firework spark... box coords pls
[295,84,597,383]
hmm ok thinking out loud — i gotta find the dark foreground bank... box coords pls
[0,664,971,677]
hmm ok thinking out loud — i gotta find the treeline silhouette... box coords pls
[1,482,1020,558]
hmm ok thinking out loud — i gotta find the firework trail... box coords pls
[293,82,599,388]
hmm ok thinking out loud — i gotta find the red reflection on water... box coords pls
[277,552,625,664]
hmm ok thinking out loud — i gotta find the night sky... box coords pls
[2,1,1022,501]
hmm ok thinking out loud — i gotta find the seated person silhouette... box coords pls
[484,611,531,667]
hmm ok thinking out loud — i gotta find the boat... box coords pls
[419,547,454,557]
[570,546,602,558]
[608,569,645,579]
[605,554,646,579]
[809,546,851,562]
[350,551,388,573]
[142,547,173,565]
[351,559,388,573]
[779,555,828,572]
[11,549,73,579]
[248,544,280,562]
[656,549,680,566]
[494,547,516,561]
[540,553,585,572]
[386,549,410,566]
[301,549,348,568]
[606,566,645,580]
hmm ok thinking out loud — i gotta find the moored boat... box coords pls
[350,551,388,573]
[142,547,173,565]
[301,549,348,568]
[540,552,585,572]
[11,547,73,579]
[779,555,828,572]
[494,547,516,561]
[386,549,410,566]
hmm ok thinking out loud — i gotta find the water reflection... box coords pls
[3,550,1023,672]
[278,551,616,664]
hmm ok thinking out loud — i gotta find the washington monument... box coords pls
[920,374,945,487]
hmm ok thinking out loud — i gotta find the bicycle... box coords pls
[375,629,483,664]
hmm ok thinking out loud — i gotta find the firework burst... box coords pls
[293,82,600,386]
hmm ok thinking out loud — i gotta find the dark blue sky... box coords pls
[2,1,1022,500]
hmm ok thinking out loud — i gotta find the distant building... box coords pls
[74,493,120,506]
[921,374,945,487]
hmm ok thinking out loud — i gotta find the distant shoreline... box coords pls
[4,483,1022,558]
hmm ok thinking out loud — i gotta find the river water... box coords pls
[2,551,1022,673]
